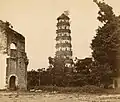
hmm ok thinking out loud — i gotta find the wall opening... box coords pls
[10,43,17,49]
[9,76,16,90]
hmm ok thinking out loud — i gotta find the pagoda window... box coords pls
[67,40,70,43]
[63,33,66,36]
[67,47,70,51]
[62,26,64,29]
[62,19,64,22]
[64,40,70,43]
[58,26,61,29]
[66,20,69,22]
[57,40,60,44]
[64,40,67,43]
[62,47,65,51]
[66,32,70,36]
[58,48,60,51]
[59,19,62,22]
[61,40,64,43]
[62,33,65,36]
[66,26,69,29]
[65,33,67,36]
[58,33,61,36]
[65,41,68,43]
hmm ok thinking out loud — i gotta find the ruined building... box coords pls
[0,20,28,90]
[55,13,73,73]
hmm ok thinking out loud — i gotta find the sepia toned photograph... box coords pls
[0,0,120,101]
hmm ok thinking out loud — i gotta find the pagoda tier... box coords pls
[55,51,72,58]
[56,35,71,41]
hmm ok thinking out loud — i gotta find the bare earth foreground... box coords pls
[0,92,120,102]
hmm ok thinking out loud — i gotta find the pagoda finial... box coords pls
[64,10,69,16]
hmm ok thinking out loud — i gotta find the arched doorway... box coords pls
[9,76,16,90]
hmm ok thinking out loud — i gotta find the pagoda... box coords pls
[55,12,73,72]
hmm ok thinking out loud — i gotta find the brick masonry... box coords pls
[0,20,28,90]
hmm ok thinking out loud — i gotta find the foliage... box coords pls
[91,0,120,87]
[27,69,39,89]
[71,57,93,86]
[27,68,52,89]
[93,0,115,23]
[75,57,92,73]
[48,56,67,86]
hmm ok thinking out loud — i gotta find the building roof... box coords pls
[57,13,70,20]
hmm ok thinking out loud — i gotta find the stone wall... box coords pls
[0,20,8,89]
[0,20,28,90]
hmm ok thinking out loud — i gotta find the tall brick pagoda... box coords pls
[55,12,73,71]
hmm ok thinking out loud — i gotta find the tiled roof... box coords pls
[57,13,70,20]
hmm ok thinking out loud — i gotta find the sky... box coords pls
[0,0,120,70]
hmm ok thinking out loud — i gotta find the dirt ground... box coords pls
[0,91,120,102]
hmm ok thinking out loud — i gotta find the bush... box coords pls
[31,85,106,94]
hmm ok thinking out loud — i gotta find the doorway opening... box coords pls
[9,76,16,90]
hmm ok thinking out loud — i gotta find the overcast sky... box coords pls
[0,0,120,70]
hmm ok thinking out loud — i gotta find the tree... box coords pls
[71,57,93,86]
[91,0,120,87]
[27,69,39,89]
[93,0,115,23]
[75,58,92,73]
[48,56,68,86]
